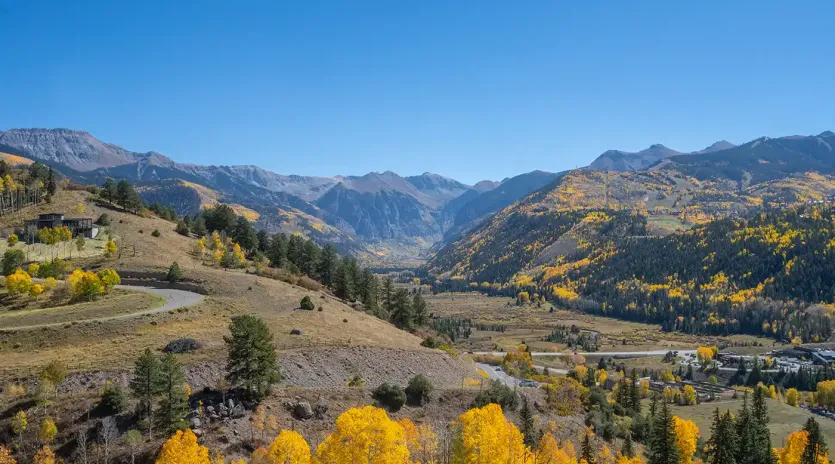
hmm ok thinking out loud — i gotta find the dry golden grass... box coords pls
[425,293,778,354]
[0,191,427,375]
[0,289,163,329]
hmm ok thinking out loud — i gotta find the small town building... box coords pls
[24,213,95,239]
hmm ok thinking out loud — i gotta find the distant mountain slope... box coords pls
[588,140,738,172]
[693,140,736,154]
[588,144,683,172]
[451,170,561,229]
[315,182,441,240]
[659,132,835,184]
[405,172,471,207]
[0,128,137,170]
[0,128,338,201]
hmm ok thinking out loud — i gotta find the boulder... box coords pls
[190,417,202,429]
[230,405,245,419]
[314,396,329,419]
[163,338,200,354]
[290,329,302,335]
[293,401,314,420]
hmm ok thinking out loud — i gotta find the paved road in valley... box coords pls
[0,284,204,331]
[474,349,697,358]
[476,363,567,386]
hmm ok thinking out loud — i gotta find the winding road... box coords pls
[0,284,205,331]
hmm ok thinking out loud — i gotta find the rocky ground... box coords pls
[50,346,477,395]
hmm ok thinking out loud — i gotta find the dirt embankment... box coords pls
[52,347,477,394]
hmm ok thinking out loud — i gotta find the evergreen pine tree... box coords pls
[706,408,738,464]
[412,293,428,327]
[333,258,355,301]
[224,315,280,398]
[155,354,189,432]
[46,168,56,196]
[800,417,828,464]
[191,215,207,237]
[390,288,414,330]
[129,349,160,440]
[649,401,679,464]
[735,393,755,464]
[622,434,635,459]
[630,369,642,414]
[751,387,775,464]
[519,395,536,448]
[381,276,395,313]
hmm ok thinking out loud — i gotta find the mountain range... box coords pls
[2,128,833,264]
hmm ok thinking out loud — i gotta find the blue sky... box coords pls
[1,1,832,184]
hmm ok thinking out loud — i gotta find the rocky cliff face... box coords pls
[0,128,138,170]
[315,183,442,240]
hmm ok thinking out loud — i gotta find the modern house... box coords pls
[24,213,95,239]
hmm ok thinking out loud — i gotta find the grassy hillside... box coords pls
[0,190,429,375]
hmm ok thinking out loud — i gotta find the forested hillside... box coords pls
[432,204,835,342]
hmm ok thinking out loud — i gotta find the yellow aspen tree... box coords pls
[251,448,269,464]
[672,417,699,464]
[34,447,55,464]
[266,430,311,464]
[452,403,533,464]
[0,445,17,464]
[315,406,409,464]
[599,446,616,464]
[11,410,27,439]
[266,415,279,437]
[536,433,578,464]
[398,418,438,464]
[156,430,211,464]
[776,431,807,464]
[616,456,644,464]
[104,240,118,258]
[682,386,697,406]
[595,369,608,386]
[786,388,799,407]
[39,417,57,444]
[251,405,267,442]
[29,284,44,297]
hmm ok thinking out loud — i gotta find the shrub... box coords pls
[7,234,18,247]
[99,381,127,414]
[175,220,190,236]
[405,374,433,406]
[29,284,44,297]
[1,249,25,276]
[98,269,121,289]
[347,374,365,388]
[421,336,442,348]
[96,213,112,226]
[300,295,315,311]
[151,229,161,237]
[472,380,519,410]
[297,276,322,291]
[374,383,406,411]
[67,268,118,300]
[166,262,183,283]
[104,240,118,258]
[5,269,32,295]
[37,259,71,279]
[43,277,57,290]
